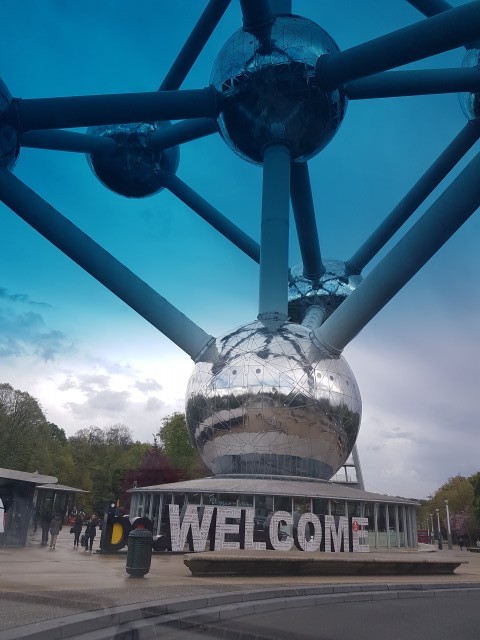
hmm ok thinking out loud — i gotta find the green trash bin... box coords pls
[126,528,152,578]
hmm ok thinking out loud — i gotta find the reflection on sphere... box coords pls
[459,47,480,121]
[210,15,346,164]
[0,77,19,170]
[288,260,362,324]
[87,121,179,198]
[186,320,361,480]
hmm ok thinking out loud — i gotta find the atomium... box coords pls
[210,14,346,164]
[87,122,180,198]
[1,1,480,486]
[186,320,361,479]
[0,78,19,170]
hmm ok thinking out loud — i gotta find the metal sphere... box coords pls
[210,15,346,164]
[459,46,480,121]
[0,77,19,170]
[86,121,180,198]
[186,320,361,480]
[288,260,362,324]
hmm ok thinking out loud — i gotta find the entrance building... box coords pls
[129,475,418,550]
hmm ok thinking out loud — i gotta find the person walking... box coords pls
[49,513,62,550]
[72,512,83,549]
[40,511,50,546]
[84,515,98,553]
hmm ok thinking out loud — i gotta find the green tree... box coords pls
[428,475,476,541]
[157,412,207,477]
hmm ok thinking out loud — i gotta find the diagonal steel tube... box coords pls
[346,67,480,99]
[347,121,480,274]
[0,169,214,361]
[148,118,217,150]
[258,144,291,323]
[161,172,260,263]
[16,88,220,132]
[406,0,453,17]
[290,162,325,281]
[21,129,117,154]
[159,0,231,91]
[317,1,480,89]
[313,149,480,355]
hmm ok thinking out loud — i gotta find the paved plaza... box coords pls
[0,527,479,636]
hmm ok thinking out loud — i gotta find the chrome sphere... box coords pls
[210,15,346,164]
[86,121,180,198]
[0,77,19,170]
[186,320,361,479]
[288,260,362,324]
[459,46,480,120]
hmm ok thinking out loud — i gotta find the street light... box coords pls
[429,513,434,545]
[444,499,453,550]
[436,508,443,550]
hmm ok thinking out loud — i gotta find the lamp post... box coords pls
[429,513,434,545]
[436,508,443,549]
[444,500,453,550]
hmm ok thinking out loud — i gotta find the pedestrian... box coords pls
[49,513,62,550]
[72,512,83,549]
[40,511,50,546]
[459,535,465,551]
[84,515,98,554]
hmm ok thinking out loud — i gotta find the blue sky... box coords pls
[0,0,478,498]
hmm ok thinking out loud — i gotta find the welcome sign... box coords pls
[102,506,369,553]
[168,505,369,553]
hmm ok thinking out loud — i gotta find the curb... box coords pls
[1,582,479,640]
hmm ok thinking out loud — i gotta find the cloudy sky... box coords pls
[0,0,478,499]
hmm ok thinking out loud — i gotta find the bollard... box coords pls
[126,528,153,578]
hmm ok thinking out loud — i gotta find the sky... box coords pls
[0,0,478,500]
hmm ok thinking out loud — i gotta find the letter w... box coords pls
[169,505,214,552]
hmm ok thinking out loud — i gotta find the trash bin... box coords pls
[126,528,152,578]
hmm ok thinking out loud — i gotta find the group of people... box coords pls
[39,511,99,552]
[71,513,99,553]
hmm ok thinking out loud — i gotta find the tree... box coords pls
[428,475,476,541]
[157,413,199,474]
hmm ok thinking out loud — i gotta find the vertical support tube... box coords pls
[351,445,365,491]
[395,505,401,548]
[386,505,390,549]
[258,144,291,325]
[374,503,379,549]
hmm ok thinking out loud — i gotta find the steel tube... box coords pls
[240,0,274,31]
[347,121,480,274]
[0,169,214,360]
[352,445,365,491]
[17,88,220,131]
[290,162,325,281]
[159,0,231,91]
[346,67,480,99]
[162,172,260,263]
[406,0,453,17]
[148,118,217,150]
[317,1,480,89]
[270,0,292,13]
[314,149,480,355]
[258,143,291,323]
[21,129,117,154]
[301,305,325,332]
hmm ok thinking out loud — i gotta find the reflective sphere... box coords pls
[87,121,180,198]
[459,47,480,120]
[288,260,362,324]
[186,320,361,479]
[0,77,19,170]
[210,15,346,164]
